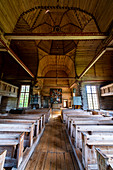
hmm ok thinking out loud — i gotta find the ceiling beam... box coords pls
[0,48,7,51]
[106,47,113,51]
[37,77,76,80]
[79,48,106,79]
[0,38,35,78]
[70,34,113,88]
[5,32,107,40]
[79,46,113,80]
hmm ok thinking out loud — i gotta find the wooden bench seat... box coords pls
[96,148,113,170]
[69,120,113,138]
[61,109,91,122]
[0,113,45,133]
[72,125,113,149]
[65,113,98,125]
[67,116,112,136]
[67,115,110,131]
[0,119,40,137]
[82,132,113,170]
[0,123,34,147]
[63,111,91,123]
[25,108,50,123]
[0,150,7,170]
[0,132,24,168]
[67,116,112,131]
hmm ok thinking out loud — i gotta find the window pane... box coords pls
[19,93,24,107]
[24,93,29,107]
[92,94,99,109]
[86,86,91,93]
[19,85,30,108]
[86,85,99,110]
[26,85,30,92]
[21,85,25,92]
[91,86,96,93]
[87,94,93,109]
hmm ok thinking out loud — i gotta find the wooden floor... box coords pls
[25,109,80,170]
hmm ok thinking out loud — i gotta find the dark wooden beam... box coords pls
[37,77,76,80]
[0,38,35,78]
[0,48,7,51]
[70,34,113,88]
[79,48,106,79]
[78,46,113,80]
[5,32,107,40]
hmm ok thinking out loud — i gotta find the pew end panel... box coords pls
[96,148,113,170]
[0,132,25,168]
[82,132,113,170]
[0,150,7,170]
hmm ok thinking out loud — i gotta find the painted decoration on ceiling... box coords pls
[50,89,62,104]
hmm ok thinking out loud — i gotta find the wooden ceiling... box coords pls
[0,0,113,87]
[0,0,113,33]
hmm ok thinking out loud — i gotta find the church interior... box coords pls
[0,0,113,169]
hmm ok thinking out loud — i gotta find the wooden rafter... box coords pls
[5,32,107,40]
[0,38,35,78]
[37,77,76,80]
[70,34,113,88]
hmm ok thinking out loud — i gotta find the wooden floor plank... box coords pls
[56,153,61,170]
[25,150,41,170]
[34,152,46,170]
[50,152,56,170]
[61,152,66,170]
[25,109,80,170]
[44,152,51,170]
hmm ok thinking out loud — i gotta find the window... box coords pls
[86,85,99,110]
[19,85,30,108]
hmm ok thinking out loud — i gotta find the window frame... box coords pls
[18,85,30,108]
[86,85,99,110]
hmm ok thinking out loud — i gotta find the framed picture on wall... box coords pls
[50,89,62,104]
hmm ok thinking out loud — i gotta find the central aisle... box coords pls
[25,109,79,170]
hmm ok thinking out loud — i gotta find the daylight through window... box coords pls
[86,85,99,110]
[19,85,30,108]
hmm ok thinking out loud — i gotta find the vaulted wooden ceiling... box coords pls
[0,0,113,87]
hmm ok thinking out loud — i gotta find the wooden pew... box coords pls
[61,108,91,122]
[0,119,39,137]
[12,113,46,129]
[0,113,45,133]
[92,110,110,117]
[65,112,95,125]
[82,132,113,170]
[25,108,50,123]
[0,113,46,169]
[72,125,113,148]
[0,123,34,147]
[96,148,113,170]
[69,120,113,138]
[66,115,113,127]
[60,108,75,121]
[62,111,91,123]
[66,115,106,130]
[67,116,112,136]
[0,132,24,168]
[0,150,7,170]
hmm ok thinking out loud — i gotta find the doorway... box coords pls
[63,100,68,108]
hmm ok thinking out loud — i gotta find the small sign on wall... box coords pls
[73,96,82,105]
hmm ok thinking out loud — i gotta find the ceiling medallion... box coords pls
[54,25,61,32]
